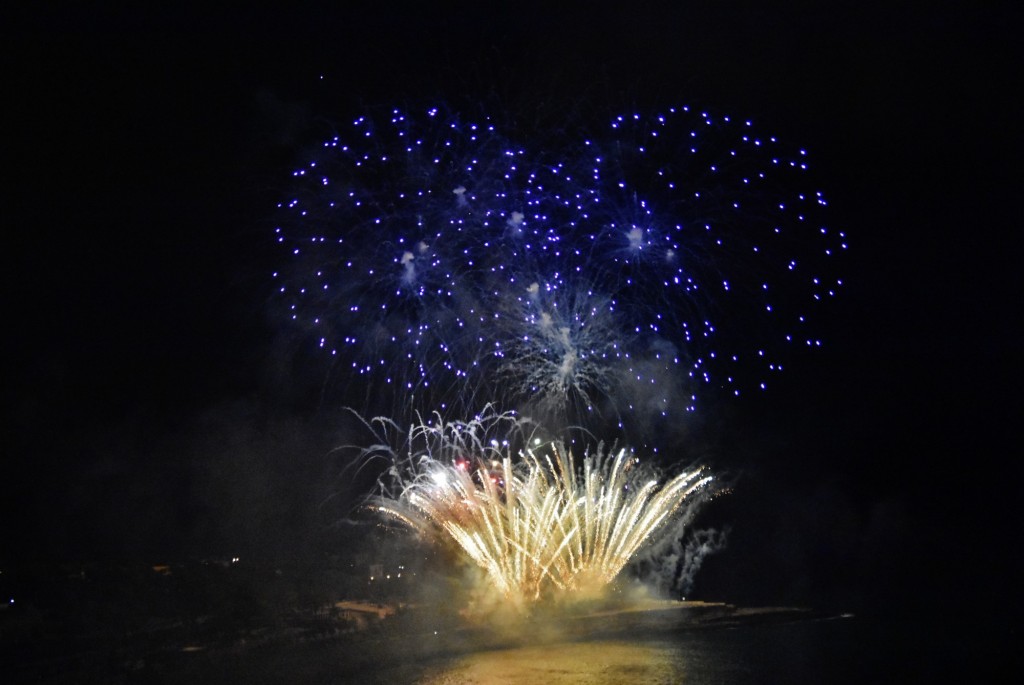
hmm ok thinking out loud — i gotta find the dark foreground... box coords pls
[1,562,1004,684]
[138,609,1001,684]
[6,601,999,684]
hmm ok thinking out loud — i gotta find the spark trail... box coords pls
[274,101,844,607]
[366,411,714,606]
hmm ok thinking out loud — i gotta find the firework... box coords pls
[273,104,844,435]
[580,108,846,400]
[272,106,525,416]
[365,410,713,606]
[269,103,849,607]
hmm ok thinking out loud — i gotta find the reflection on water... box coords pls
[83,609,981,684]
[383,612,987,685]
[415,640,682,685]
[99,609,983,684]
[361,615,931,685]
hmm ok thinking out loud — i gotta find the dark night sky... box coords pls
[3,2,1020,622]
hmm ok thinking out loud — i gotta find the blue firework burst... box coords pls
[272,103,845,437]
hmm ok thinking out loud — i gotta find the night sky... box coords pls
[3,1,1020,626]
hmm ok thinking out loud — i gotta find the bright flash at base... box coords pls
[368,412,714,608]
